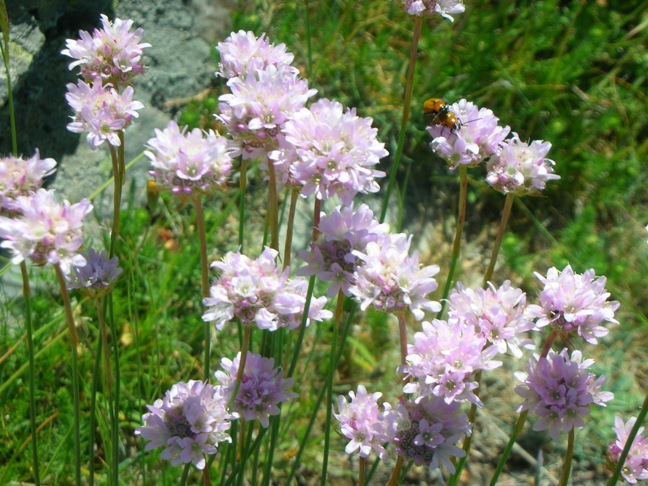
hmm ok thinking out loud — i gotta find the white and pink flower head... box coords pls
[135,380,235,469]
[270,98,387,204]
[401,0,465,20]
[526,264,620,344]
[0,150,56,216]
[62,14,150,87]
[515,348,613,440]
[145,121,234,197]
[66,80,144,149]
[215,30,298,79]
[0,188,92,272]
[486,133,560,195]
[608,416,648,483]
[428,99,510,169]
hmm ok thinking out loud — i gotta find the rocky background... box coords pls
[0,0,234,202]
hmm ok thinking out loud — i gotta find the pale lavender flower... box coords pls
[386,395,471,473]
[62,14,150,86]
[66,80,144,149]
[217,65,316,160]
[486,134,560,195]
[334,385,392,460]
[400,319,501,406]
[428,99,510,169]
[0,188,92,272]
[401,0,465,20]
[297,204,389,297]
[270,98,387,204]
[135,380,235,470]
[145,121,234,196]
[215,30,298,79]
[447,281,534,357]
[66,249,122,297]
[514,348,613,440]
[608,416,648,483]
[350,232,441,320]
[215,352,296,428]
[202,247,331,331]
[0,150,57,216]
[526,264,620,344]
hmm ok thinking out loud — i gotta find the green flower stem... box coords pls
[232,326,252,463]
[88,328,102,486]
[558,428,575,486]
[53,263,81,485]
[482,193,515,286]
[287,275,316,378]
[20,262,41,486]
[94,297,111,393]
[238,158,248,250]
[489,329,559,485]
[312,197,321,242]
[379,17,423,224]
[179,463,191,486]
[607,391,648,486]
[321,290,345,486]
[0,41,18,154]
[108,141,123,259]
[107,293,121,486]
[203,463,212,486]
[437,165,468,318]
[397,311,408,365]
[283,188,300,270]
[359,457,366,486]
[194,195,211,380]
[267,159,279,252]
[387,456,405,486]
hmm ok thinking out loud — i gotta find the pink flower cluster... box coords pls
[62,14,150,86]
[145,121,234,196]
[515,348,613,440]
[216,352,296,428]
[401,0,466,20]
[135,380,234,470]
[202,247,331,331]
[526,264,620,344]
[0,188,92,272]
[609,416,648,483]
[0,150,56,216]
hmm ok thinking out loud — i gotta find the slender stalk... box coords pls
[266,159,279,252]
[607,391,648,486]
[482,193,515,286]
[0,42,18,154]
[53,263,81,485]
[558,428,574,486]
[287,275,316,378]
[194,195,212,380]
[387,457,405,486]
[437,165,468,318]
[321,291,345,486]
[489,329,558,485]
[108,143,122,258]
[379,17,423,224]
[20,262,41,485]
[107,294,120,486]
[359,457,366,486]
[283,188,300,270]
[449,370,482,486]
[94,297,111,393]
[203,462,212,486]
[312,198,321,242]
[397,311,408,365]
[88,328,102,486]
[238,158,248,250]
[180,463,191,486]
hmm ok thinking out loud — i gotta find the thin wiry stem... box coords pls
[483,193,515,286]
[194,195,212,380]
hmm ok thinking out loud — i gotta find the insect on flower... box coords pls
[423,97,468,134]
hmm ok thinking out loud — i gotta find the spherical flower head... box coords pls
[428,99,510,170]
[215,352,296,428]
[386,395,470,473]
[145,121,234,197]
[202,247,331,331]
[608,416,648,483]
[62,14,150,86]
[514,348,613,441]
[269,98,387,204]
[135,380,235,469]
[216,30,298,79]
[485,134,560,195]
[65,248,123,298]
[217,66,316,160]
[350,232,441,320]
[0,150,57,216]
[334,385,392,460]
[447,281,534,358]
[400,319,501,406]
[401,0,465,20]
[525,264,620,344]
[66,80,144,149]
[0,188,92,272]
[297,204,389,297]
